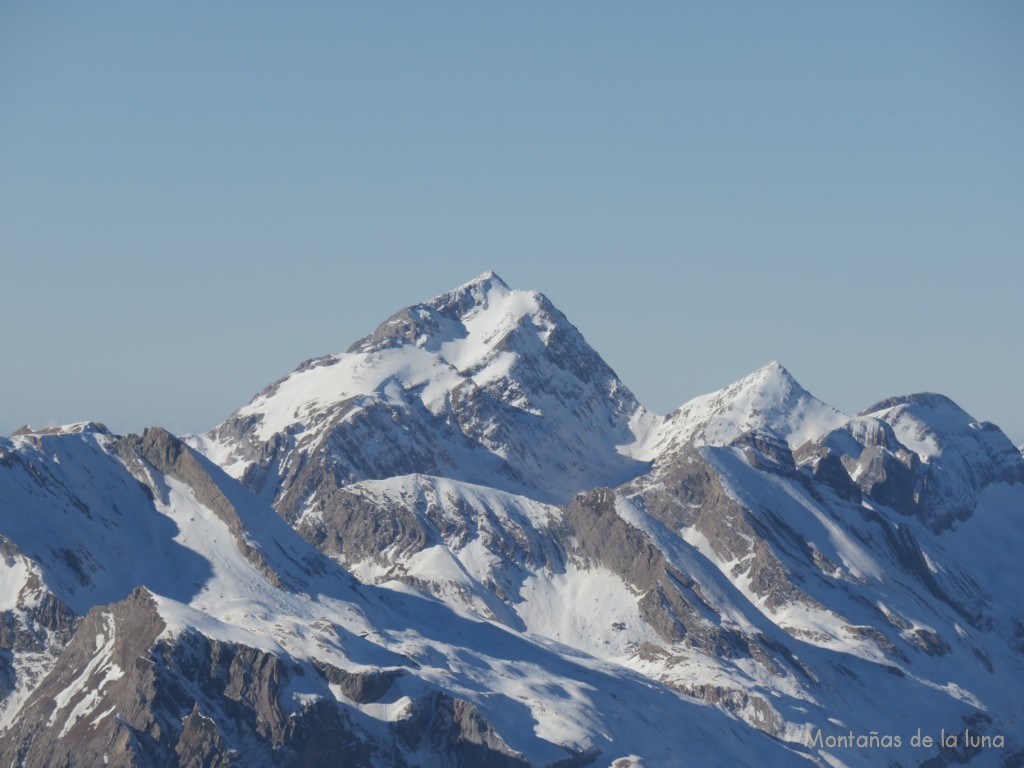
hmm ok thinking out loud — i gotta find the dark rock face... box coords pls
[0,540,76,656]
[0,588,542,768]
[176,703,231,767]
[856,395,1024,531]
[558,488,741,653]
[115,428,287,588]
[623,445,818,615]
[294,475,558,578]
[0,588,169,768]
[395,692,530,768]
[0,588,316,767]
[313,661,403,705]
[146,632,376,768]
[0,536,78,724]
[296,478,434,565]
[554,486,810,734]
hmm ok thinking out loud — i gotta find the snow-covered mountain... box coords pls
[640,360,848,457]
[2,272,1022,767]
[0,424,796,766]
[193,271,655,510]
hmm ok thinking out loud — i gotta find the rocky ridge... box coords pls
[1,272,1022,767]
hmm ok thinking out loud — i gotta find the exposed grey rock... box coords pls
[623,445,819,614]
[297,475,557,576]
[0,587,170,768]
[0,584,554,768]
[115,428,286,589]
[313,660,403,704]
[175,703,231,768]
[395,691,530,768]
[0,539,76,655]
[558,488,740,653]
[0,589,374,767]
[0,537,78,725]
[858,394,1024,531]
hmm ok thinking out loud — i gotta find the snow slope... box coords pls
[0,424,806,767]
[641,361,849,459]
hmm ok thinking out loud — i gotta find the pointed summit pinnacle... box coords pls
[654,360,845,451]
[717,361,791,400]
[727,361,803,399]
[430,270,511,316]
[458,270,509,292]
[754,360,794,380]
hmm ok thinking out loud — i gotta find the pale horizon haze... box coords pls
[2,3,1022,444]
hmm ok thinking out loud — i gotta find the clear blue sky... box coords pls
[2,2,1022,443]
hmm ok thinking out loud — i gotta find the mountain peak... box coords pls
[649,362,847,454]
[859,392,963,418]
[203,271,650,503]
[695,361,809,413]
[851,390,1024,529]
[427,270,513,321]
[462,269,508,290]
[861,390,1022,465]
[755,359,792,377]
[346,271,521,356]
[739,360,801,393]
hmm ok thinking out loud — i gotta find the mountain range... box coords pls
[1,271,1021,767]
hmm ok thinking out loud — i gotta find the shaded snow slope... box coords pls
[0,425,806,767]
